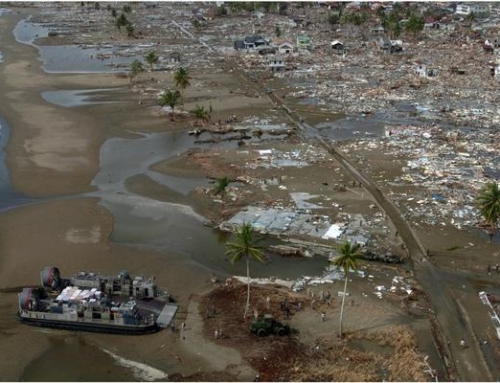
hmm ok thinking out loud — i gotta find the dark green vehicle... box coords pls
[250,314,290,337]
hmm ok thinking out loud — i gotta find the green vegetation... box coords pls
[342,11,369,26]
[214,176,230,196]
[225,223,266,318]
[116,14,129,30]
[332,241,362,338]
[477,182,500,227]
[406,14,425,36]
[328,12,340,26]
[129,59,143,83]
[158,90,181,121]
[126,23,134,37]
[190,105,209,126]
[216,5,227,17]
[174,67,191,102]
[144,51,159,70]
[275,25,281,38]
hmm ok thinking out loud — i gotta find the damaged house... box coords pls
[331,40,344,54]
[297,34,312,50]
[268,55,286,72]
[233,35,269,50]
[414,61,438,77]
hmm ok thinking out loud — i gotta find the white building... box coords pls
[455,3,490,16]
[268,55,285,72]
[277,42,294,55]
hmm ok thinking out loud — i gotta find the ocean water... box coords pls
[0,117,34,212]
[0,7,9,63]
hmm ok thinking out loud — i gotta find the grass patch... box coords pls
[446,245,462,251]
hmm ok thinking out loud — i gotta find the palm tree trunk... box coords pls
[339,273,348,338]
[244,256,250,319]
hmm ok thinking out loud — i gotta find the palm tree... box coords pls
[126,23,134,37]
[190,105,209,126]
[465,11,476,24]
[405,14,424,37]
[116,13,128,30]
[332,240,362,338]
[192,19,202,33]
[225,223,266,318]
[214,176,229,196]
[129,59,143,83]
[158,90,180,119]
[158,90,181,121]
[275,25,281,38]
[174,66,191,103]
[145,51,159,71]
[477,182,500,229]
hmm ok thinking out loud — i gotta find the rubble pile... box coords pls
[340,125,500,230]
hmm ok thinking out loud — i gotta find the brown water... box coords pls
[21,336,138,382]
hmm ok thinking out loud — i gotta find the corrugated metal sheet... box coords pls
[156,304,178,328]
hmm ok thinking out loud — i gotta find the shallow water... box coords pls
[0,116,35,212]
[89,130,329,279]
[13,18,140,73]
[21,336,139,382]
[39,45,139,73]
[41,88,122,107]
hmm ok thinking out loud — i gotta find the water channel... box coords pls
[6,17,330,280]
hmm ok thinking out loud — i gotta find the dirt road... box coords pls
[171,20,493,382]
[235,64,492,382]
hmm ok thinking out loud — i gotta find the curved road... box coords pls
[173,21,492,382]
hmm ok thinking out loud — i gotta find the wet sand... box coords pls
[0,8,255,381]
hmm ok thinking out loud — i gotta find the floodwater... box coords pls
[88,130,329,279]
[13,18,140,73]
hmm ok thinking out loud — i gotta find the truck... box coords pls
[249,314,290,337]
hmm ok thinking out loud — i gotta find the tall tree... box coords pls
[225,223,266,318]
[129,59,143,83]
[174,66,191,103]
[477,182,500,228]
[123,4,131,13]
[332,240,362,338]
[406,14,424,37]
[158,90,181,121]
[275,25,281,38]
[116,14,128,30]
[145,51,159,70]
